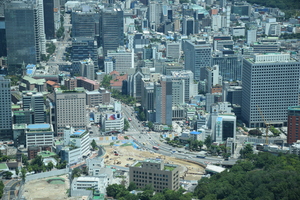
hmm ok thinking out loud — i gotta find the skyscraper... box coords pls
[100,7,124,56]
[241,53,300,128]
[43,0,60,39]
[72,9,100,38]
[183,40,211,81]
[154,76,172,125]
[5,0,46,71]
[0,76,12,139]
[55,88,87,135]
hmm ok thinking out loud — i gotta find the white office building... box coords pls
[242,53,300,128]
[26,124,54,147]
[107,47,134,74]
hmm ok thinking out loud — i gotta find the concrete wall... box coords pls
[25,168,70,183]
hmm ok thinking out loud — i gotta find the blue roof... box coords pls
[27,69,33,75]
[72,129,86,136]
[27,124,50,129]
[26,64,35,69]
[217,117,223,122]
[190,131,201,135]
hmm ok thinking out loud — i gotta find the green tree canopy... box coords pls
[194,152,300,199]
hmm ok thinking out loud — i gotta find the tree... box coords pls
[127,182,137,191]
[0,181,4,198]
[138,190,154,200]
[15,168,19,177]
[91,139,97,150]
[101,75,112,89]
[4,171,13,179]
[106,184,127,198]
[47,162,54,171]
[248,128,262,136]
[71,168,81,179]
[240,144,254,159]
[151,193,166,200]
[124,119,130,131]
[198,140,204,150]
[21,167,27,182]
[148,121,154,130]
[204,135,212,149]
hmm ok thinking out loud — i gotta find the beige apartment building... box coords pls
[129,159,180,192]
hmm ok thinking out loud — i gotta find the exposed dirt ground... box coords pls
[22,175,79,200]
[104,145,205,180]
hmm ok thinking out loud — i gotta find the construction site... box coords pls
[103,145,206,180]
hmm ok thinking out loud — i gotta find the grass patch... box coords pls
[134,162,142,167]
[164,166,176,171]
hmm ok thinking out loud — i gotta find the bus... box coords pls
[128,118,132,122]
[153,146,159,150]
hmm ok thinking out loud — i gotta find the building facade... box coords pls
[242,54,300,128]
[287,106,300,144]
[5,1,45,69]
[26,124,54,147]
[129,160,180,193]
[22,92,45,124]
[0,76,12,139]
[55,88,87,135]
[183,40,211,81]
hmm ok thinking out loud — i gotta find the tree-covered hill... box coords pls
[194,151,300,200]
[247,0,300,10]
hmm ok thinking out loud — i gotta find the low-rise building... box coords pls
[100,113,124,133]
[26,124,54,147]
[129,159,180,192]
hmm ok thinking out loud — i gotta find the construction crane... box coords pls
[256,105,269,145]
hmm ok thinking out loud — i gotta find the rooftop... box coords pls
[27,124,51,130]
[71,129,87,136]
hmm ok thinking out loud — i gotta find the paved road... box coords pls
[2,179,21,200]
[116,102,237,166]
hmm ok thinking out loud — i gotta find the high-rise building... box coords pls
[182,17,195,35]
[205,65,222,93]
[107,47,134,74]
[129,159,180,192]
[72,10,100,38]
[0,76,12,139]
[183,40,211,81]
[166,42,181,60]
[22,92,45,124]
[43,0,60,39]
[211,50,242,81]
[148,1,162,31]
[55,88,87,135]
[0,17,6,57]
[171,70,197,103]
[154,76,172,125]
[72,37,98,70]
[287,106,300,144]
[100,7,124,56]
[241,53,300,128]
[5,0,46,71]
